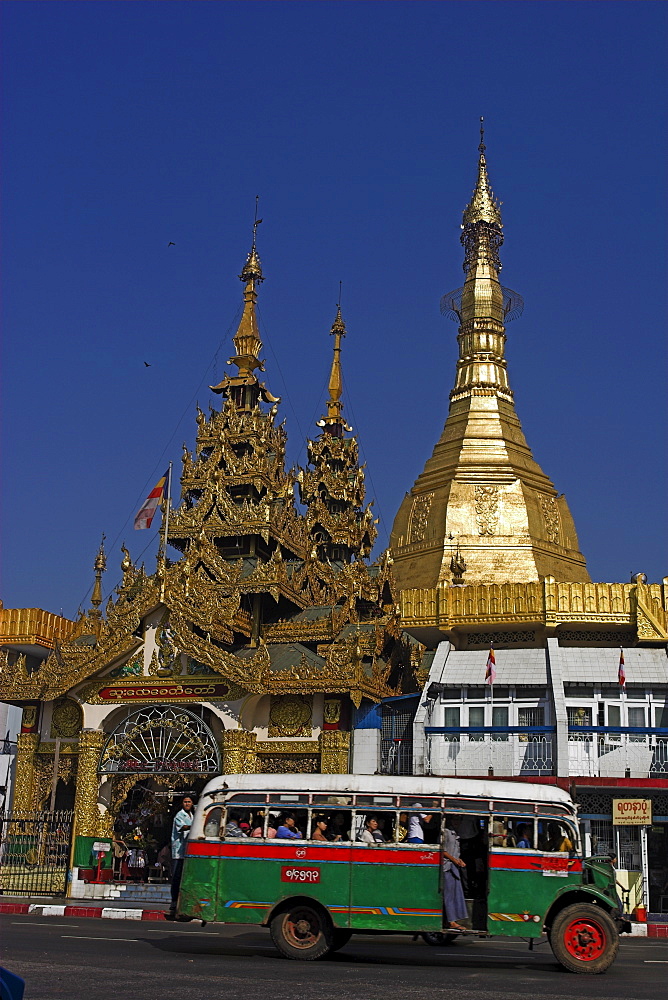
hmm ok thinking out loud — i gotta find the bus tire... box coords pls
[549,903,619,974]
[331,929,353,952]
[270,902,333,961]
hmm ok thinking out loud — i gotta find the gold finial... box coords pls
[90,533,107,618]
[318,297,349,432]
[463,117,502,228]
[239,195,264,284]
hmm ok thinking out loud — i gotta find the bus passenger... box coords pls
[312,816,329,841]
[225,812,248,837]
[443,820,468,931]
[515,823,531,848]
[276,814,302,839]
[397,812,408,842]
[544,821,573,853]
[407,804,432,843]
[359,816,385,844]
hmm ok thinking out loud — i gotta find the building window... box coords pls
[468,706,484,740]
[492,705,509,740]
[607,704,621,728]
[655,703,668,728]
[518,706,545,727]
[567,706,592,728]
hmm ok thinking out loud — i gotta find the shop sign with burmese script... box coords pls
[612,798,652,826]
[84,678,245,704]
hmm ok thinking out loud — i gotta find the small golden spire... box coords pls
[210,199,279,404]
[462,117,502,228]
[90,534,107,619]
[326,302,346,420]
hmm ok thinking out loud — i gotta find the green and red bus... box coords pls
[177,773,626,974]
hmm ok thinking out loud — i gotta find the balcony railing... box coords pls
[424,727,554,776]
[568,728,668,778]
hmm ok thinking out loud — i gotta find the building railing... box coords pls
[568,727,668,778]
[424,727,554,777]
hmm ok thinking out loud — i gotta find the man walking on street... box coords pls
[167,795,195,918]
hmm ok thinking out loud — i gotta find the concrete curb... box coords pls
[0,903,166,921]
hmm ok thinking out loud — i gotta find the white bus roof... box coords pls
[199,773,574,810]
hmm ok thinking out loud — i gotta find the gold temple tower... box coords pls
[390,123,590,589]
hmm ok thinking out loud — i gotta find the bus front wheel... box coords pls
[549,903,619,974]
[270,903,333,961]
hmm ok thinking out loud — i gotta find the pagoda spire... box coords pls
[299,305,376,563]
[210,205,279,409]
[89,534,106,621]
[319,303,351,437]
[453,117,513,402]
[390,122,590,588]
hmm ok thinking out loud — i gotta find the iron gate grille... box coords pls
[0,810,74,896]
[381,701,416,775]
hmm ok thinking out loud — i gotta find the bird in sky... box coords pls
[144,362,151,367]
[167,241,176,246]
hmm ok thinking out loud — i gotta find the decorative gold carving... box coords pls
[408,494,433,544]
[12,733,39,810]
[221,730,258,774]
[319,730,350,774]
[398,578,668,646]
[256,740,319,754]
[540,495,560,543]
[34,752,78,807]
[50,698,83,738]
[259,754,319,774]
[269,695,312,737]
[474,485,499,536]
[21,704,38,732]
[73,729,106,837]
[0,606,74,648]
[324,698,342,726]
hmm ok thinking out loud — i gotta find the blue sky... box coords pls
[2,1,666,618]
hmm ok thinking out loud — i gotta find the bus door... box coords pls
[487,813,581,937]
[349,804,442,932]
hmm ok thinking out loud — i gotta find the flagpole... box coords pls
[159,463,173,601]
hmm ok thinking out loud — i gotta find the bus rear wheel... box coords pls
[549,903,619,974]
[270,903,333,961]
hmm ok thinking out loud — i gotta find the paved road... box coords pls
[2,915,666,1000]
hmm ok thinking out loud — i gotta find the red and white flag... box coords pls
[485,646,496,685]
[618,648,626,689]
[134,469,169,530]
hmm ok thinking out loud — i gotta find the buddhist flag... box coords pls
[618,648,626,689]
[485,645,496,685]
[134,469,169,530]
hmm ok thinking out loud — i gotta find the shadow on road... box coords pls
[141,930,564,975]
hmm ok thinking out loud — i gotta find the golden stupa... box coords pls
[390,122,590,589]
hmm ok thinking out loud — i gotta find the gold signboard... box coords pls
[612,798,652,826]
[83,677,245,705]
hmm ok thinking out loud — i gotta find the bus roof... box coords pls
[199,773,574,810]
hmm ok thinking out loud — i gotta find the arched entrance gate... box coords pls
[98,706,221,879]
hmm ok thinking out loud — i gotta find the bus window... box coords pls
[491,817,535,849]
[203,806,223,838]
[273,809,308,839]
[539,819,576,854]
[308,808,355,842]
[224,808,251,838]
[355,813,396,844]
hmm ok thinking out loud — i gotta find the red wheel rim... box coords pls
[563,916,607,961]
[284,908,322,950]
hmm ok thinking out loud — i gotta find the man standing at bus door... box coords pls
[443,819,468,932]
[167,795,195,919]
